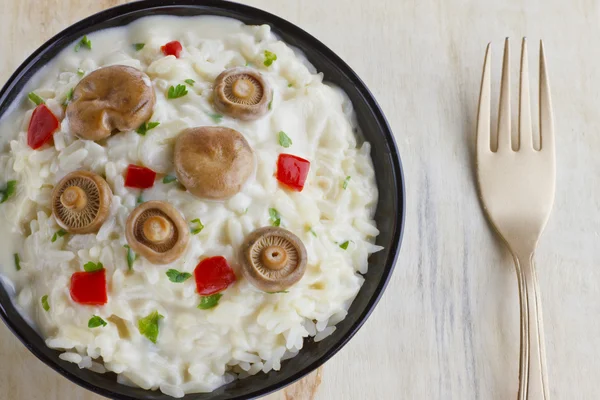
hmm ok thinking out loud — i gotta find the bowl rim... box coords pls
[0,1,406,399]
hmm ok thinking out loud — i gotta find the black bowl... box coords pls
[0,1,405,399]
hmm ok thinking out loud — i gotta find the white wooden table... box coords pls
[1,0,598,399]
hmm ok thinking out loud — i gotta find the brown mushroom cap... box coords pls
[67,65,155,141]
[213,67,272,121]
[174,127,254,200]
[51,170,112,234]
[125,201,189,265]
[240,227,307,292]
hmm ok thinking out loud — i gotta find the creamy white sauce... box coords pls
[0,15,380,397]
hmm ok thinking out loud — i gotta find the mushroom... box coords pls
[213,67,272,121]
[51,170,112,234]
[174,126,254,200]
[240,227,307,292]
[66,65,155,141]
[125,201,189,264]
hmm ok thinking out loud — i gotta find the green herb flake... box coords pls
[339,240,350,250]
[83,261,104,273]
[190,218,204,235]
[266,290,289,294]
[288,83,293,88]
[0,180,17,204]
[278,131,292,148]
[51,228,67,243]
[136,121,160,135]
[162,175,178,184]
[77,68,85,77]
[268,98,273,110]
[74,36,92,52]
[123,245,136,271]
[41,295,50,312]
[184,79,195,86]
[306,226,317,237]
[137,192,144,205]
[28,92,45,106]
[88,315,107,328]
[14,253,21,271]
[198,293,222,310]
[208,113,223,123]
[134,43,145,51]
[342,176,351,190]
[166,269,192,283]
[263,50,277,67]
[137,311,163,344]
[167,84,188,99]
[62,88,74,106]
[268,208,281,227]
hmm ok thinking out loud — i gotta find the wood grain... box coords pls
[1,0,600,399]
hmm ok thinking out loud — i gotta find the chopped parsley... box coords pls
[268,98,273,110]
[0,180,16,203]
[51,229,67,243]
[208,113,223,123]
[166,269,192,283]
[306,226,317,237]
[162,175,178,184]
[74,36,92,52]
[263,50,277,67]
[269,208,281,227]
[339,241,350,250]
[136,121,160,135]
[77,68,85,77]
[278,131,292,148]
[137,311,163,344]
[123,245,136,271]
[184,79,195,86]
[288,83,293,88]
[14,253,21,271]
[167,84,188,99]
[190,218,204,235]
[198,293,222,310]
[88,316,107,328]
[134,43,145,51]
[41,295,50,312]
[137,192,144,204]
[266,290,289,294]
[342,176,351,190]
[62,88,74,106]
[83,261,103,272]
[27,92,45,106]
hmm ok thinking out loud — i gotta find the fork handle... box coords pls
[520,254,550,399]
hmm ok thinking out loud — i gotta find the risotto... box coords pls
[0,15,381,397]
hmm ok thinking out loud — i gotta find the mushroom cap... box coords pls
[240,227,307,292]
[174,126,254,200]
[67,65,155,141]
[125,201,190,265]
[213,67,272,121]
[51,170,112,234]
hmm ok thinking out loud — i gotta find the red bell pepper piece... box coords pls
[125,164,156,189]
[70,270,107,305]
[27,104,59,150]
[276,154,310,192]
[161,41,182,58]
[194,256,236,295]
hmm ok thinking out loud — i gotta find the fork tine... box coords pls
[539,40,555,153]
[476,43,492,154]
[497,38,511,152]
[519,38,533,150]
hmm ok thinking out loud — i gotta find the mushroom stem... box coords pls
[232,79,254,99]
[60,186,88,211]
[143,215,173,244]
[261,245,288,271]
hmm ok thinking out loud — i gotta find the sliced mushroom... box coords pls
[52,170,112,234]
[213,67,272,121]
[67,65,155,141]
[174,127,254,200]
[240,227,307,292]
[125,201,189,264]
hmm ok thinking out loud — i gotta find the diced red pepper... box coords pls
[194,256,236,295]
[276,154,310,192]
[125,164,156,189]
[161,41,182,58]
[27,104,59,150]
[70,270,107,305]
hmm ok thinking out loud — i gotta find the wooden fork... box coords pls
[476,38,554,400]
